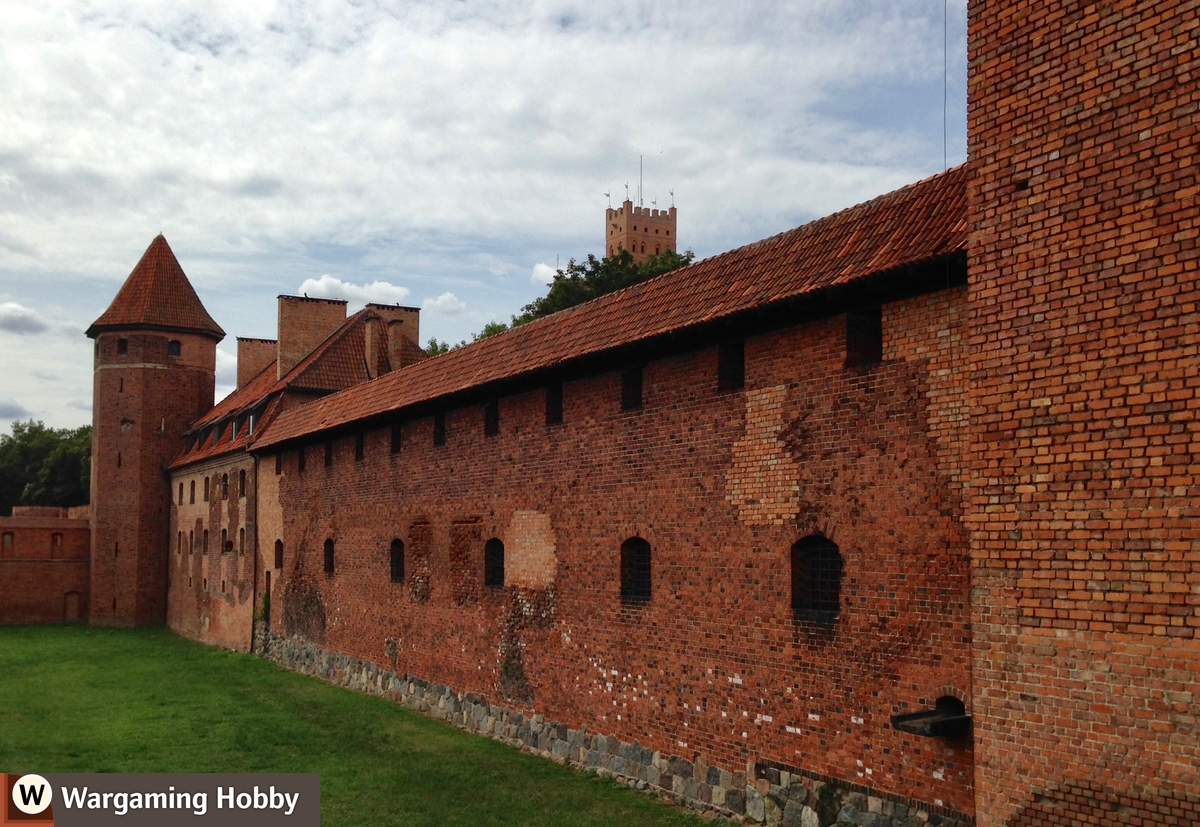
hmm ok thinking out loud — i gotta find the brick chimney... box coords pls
[276,296,347,379]
[364,304,421,371]
[236,337,277,388]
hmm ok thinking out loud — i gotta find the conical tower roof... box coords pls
[87,235,225,340]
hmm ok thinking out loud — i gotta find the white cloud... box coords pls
[530,263,556,286]
[0,302,49,334]
[296,275,411,309]
[422,292,467,317]
[214,346,237,403]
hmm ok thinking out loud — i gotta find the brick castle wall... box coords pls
[0,510,90,624]
[966,0,1200,824]
[248,289,975,818]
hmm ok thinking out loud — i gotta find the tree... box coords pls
[0,421,92,516]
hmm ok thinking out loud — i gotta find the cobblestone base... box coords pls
[255,630,972,826]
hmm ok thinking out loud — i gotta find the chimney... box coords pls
[236,337,277,388]
[276,296,348,379]
[364,304,420,372]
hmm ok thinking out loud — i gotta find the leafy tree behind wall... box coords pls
[425,247,694,355]
[0,421,91,516]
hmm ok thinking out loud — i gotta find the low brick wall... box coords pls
[255,630,971,826]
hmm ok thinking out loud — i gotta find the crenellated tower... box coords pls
[86,235,224,626]
[605,199,677,262]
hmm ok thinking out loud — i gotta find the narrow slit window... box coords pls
[275,454,282,475]
[274,540,283,569]
[621,367,643,411]
[484,400,499,437]
[177,531,183,553]
[189,530,194,554]
[221,528,228,553]
[545,383,563,426]
[484,538,505,588]
[325,440,333,468]
[190,481,195,504]
[324,539,335,574]
[202,529,209,555]
[221,473,229,499]
[620,537,652,604]
[239,527,245,555]
[390,539,405,583]
[718,341,745,392]
[845,307,883,367]
[790,535,844,623]
[179,482,184,504]
[203,477,210,501]
[239,469,246,497]
[433,413,446,447]
[391,423,402,454]
[355,433,364,461]
[298,447,306,473]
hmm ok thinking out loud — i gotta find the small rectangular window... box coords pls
[545,383,563,426]
[846,307,883,367]
[117,338,128,355]
[298,447,306,473]
[239,469,246,497]
[621,367,643,411]
[718,341,745,392]
[433,413,446,446]
[325,440,333,468]
[484,400,499,437]
[390,423,402,454]
[355,433,364,461]
[275,453,282,475]
[178,482,184,504]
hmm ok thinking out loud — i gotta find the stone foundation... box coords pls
[255,630,971,826]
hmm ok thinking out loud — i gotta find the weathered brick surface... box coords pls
[967,0,1200,823]
[0,511,90,624]
[252,295,975,818]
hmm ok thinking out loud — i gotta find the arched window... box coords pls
[190,480,195,504]
[52,532,63,549]
[324,539,335,574]
[221,474,229,499]
[167,340,181,357]
[202,529,209,554]
[390,539,405,583]
[274,540,283,569]
[484,539,504,588]
[177,531,182,553]
[204,477,210,502]
[179,482,184,504]
[238,528,245,555]
[790,535,843,622]
[189,530,194,553]
[2,532,13,551]
[221,528,228,553]
[239,469,246,497]
[620,537,651,604]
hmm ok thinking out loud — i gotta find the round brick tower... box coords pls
[86,235,224,626]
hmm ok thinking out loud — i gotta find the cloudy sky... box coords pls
[0,0,967,430]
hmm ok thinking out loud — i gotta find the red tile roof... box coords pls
[87,235,225,340]
[253,165,969,451]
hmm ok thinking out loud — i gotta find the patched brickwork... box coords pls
[0,509,90,624]
[253,297,975,818]
[967,0,1200,824]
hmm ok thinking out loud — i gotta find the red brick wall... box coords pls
[254,290,975,817]
[966,1,1200,824]
[90,330,216,627]
[0,515,90,624]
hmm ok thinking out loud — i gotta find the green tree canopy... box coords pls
[0,421,91,516]
[425,247,693,355]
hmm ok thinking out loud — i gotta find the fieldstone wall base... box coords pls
[255,630,972,826]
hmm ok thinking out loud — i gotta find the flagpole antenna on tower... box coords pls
[639,156,643,207]
[605,190,611,207]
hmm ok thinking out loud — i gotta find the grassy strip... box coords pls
[0,626,701,826]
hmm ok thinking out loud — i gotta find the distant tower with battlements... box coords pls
[86,235,224,627]
[605,199,677,262]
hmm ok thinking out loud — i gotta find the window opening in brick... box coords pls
[52,532,63,549]
[117,452,122,468]
[545,383,563,426]
[119,378,124,393]
[484,538,504,588]
[221,528,229,553]
[484,400,499,437]
[325,440,333,467]
[190,480,195,503]
[239,469,246,497]
[221,473,229,499]
[621,367,643,411]
[204,477,210,501]
[845,307,883,367]
[2,532,12,550]
[390,423,402,454]
[718,341,745,392]
[433,412,446,446]
[298,447,306,473]
[202,530,209,554]
[179,482,184,504]
[355,433,364,461]
[189,530,194,554]
[177,531,182,553]
[275,453,282,475]
[790,535,843,623]
[239,528,245,555]
[390,539,405,583]
[117,338,128,355]
[620,537,652,604]
[274,540,283,569]
[324,539,335,574]
[168,340,181,357]
[114,542,119,557]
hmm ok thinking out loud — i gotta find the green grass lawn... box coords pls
[0,625,701,826]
